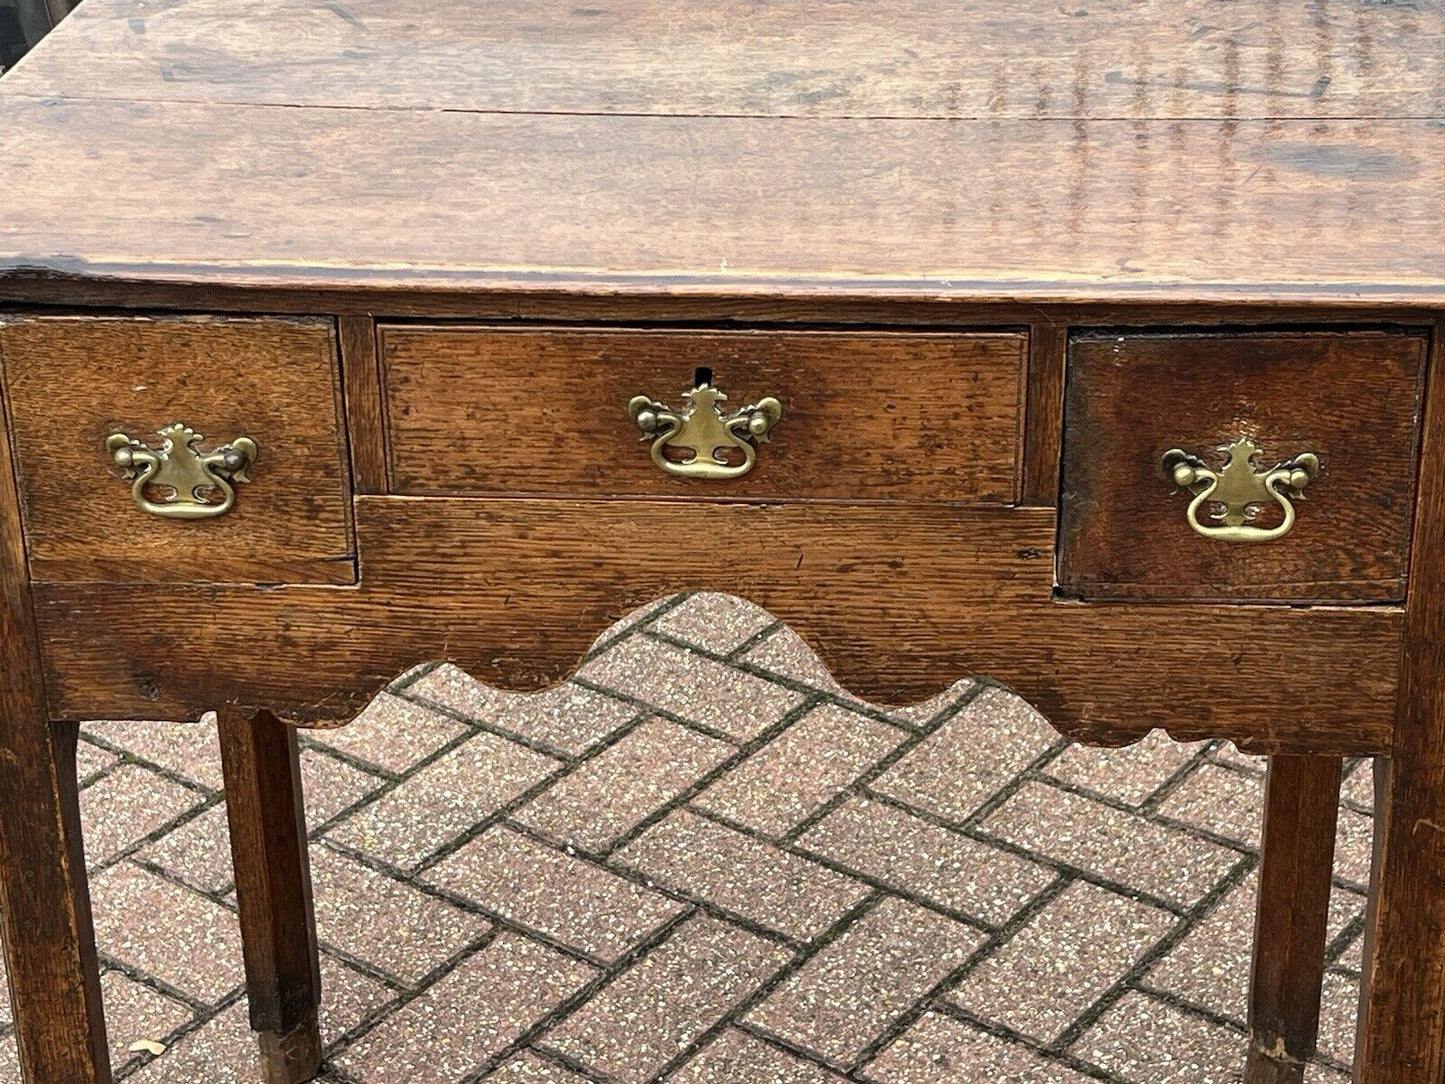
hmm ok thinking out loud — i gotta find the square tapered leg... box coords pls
[219,707,323,1084]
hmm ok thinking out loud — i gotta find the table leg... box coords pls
[218,707,322,1084]
[1355,321,1445,1084]
[0,368,110,1082]
[1355,751,1445,1084]
[1245,754,1342,1084]
[0,715,112,1084]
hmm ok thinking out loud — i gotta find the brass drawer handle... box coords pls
[628,370,782,480]
[106,423,258,519]
[1161,437,1319,542]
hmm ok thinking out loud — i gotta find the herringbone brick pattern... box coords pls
[0,593,1369,1083]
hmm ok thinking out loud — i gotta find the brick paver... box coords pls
[540,914,790,1082]
[407,665,639,757]
[335,932,595,1084]
[488,1052,594,1082]
[695,704,907,838]
[308,846,489,987]
[88,863,245,1003]
[981,782,1244,909]
[795,796,1052,927]
[514,717,734,853]
[78,764,207,871]
[672,1027,847,1083]
[98,971,193,1078]
[948,881,1177,1043]
[327,730,559,871]
[1156,761,1264,845]
[424,825,685,963]
[0,593,1370,1082]
[871,687,1061,822]
[1044,731,1203,808]
[863,1011,1096,1083]
[1070,992,1244,1084]
[579,633,805,741]
[745,896,983,1069]
[614,809,869,942]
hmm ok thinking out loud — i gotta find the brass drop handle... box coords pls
[1161,436,1319,542]
[629,370,782,480]
[106,422,258,519]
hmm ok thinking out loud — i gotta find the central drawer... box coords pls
[379,325,1027,501]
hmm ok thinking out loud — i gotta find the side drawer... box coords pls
[1058,329,1427,602]
[0,314,355,584]
[380,325,1027,501]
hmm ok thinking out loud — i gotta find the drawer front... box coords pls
[380,326,1026,501]
[1058,330,1427,602]
[0,315,354,584]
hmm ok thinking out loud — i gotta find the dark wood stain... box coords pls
[1022,323,1068,506]
[0,2,1442,1081]
[1059,330,1428,601]
[17,0,1445,120]
[1,100,1445,307]
[218,707,322,1084]
[338,314,387,495]
[0,315,356,584]
[381,326,1025,502]
[1247,755,1342,1083]
[1355,316,1445,1083]
[32,497,1402,757]
[0,340,111,1082]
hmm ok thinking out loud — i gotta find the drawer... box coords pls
[380,326,1027,501]
[1058,330,1427,602]
[0,315,355,584]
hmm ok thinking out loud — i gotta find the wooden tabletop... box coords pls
[1,0,1443,305]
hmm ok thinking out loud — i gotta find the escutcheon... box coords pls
[1161,436,1319,542]
[629,372,782,480]
[106,423,258,519]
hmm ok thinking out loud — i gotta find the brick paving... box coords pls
[0,592,1368,1083]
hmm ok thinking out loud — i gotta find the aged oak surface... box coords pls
[13,0,1445,120]
[1355,319,1445,1084]
[1,98,1445,305]
[1247,755,1343,1082]
[0,315,355,584]
[1,0,1443,1082]
[381,327,1026,501]
[0,331,110,1084]
[218,708,322,1084]
[31,498,1402,756]
[1059,330,1428,602]
[0,0,1442,307]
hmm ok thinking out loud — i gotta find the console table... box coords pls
[1,1,1443,1081]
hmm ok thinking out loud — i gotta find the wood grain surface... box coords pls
[0,315,355,584]
[13,0,1445,120]
[1022,324,1068,506]
[0,325,111,1083]
[381,326,1025,501]
[1246,755,1342,1084]
[0,2,1440,1079]
[31,497,1400,755]
[0,95,1444,306]
[338,315,387,496]
[1059,330,1427,601]
[218,707,322,1084]
[1356,317,1445,1083]
[4,0,1445,305]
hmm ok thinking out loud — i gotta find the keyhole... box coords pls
[694,366,713,388]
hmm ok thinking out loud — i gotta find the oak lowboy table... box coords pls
[2,0,1445,1081]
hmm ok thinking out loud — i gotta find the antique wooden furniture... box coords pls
[0,1,1443,1081]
